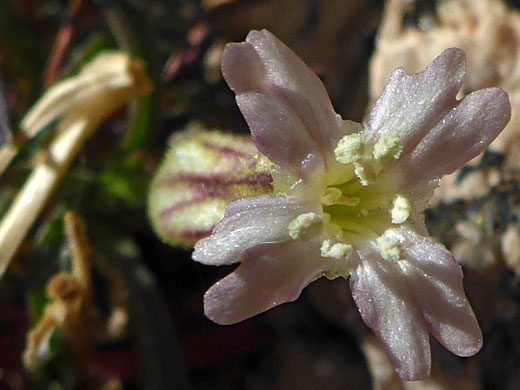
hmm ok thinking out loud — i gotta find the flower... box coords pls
[192,30,511,380]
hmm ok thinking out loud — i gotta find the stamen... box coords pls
[373,133,402,160]
[334,134,363,164]
[354,162,374,186]
[321,239,353,280]
[321,239,352,259]
[288,212,323,240]
[325,133,410,247]
[391,195,411,224]
[376,236,401,262]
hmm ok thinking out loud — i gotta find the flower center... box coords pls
[319,132,408,242]
[287,131,412,278]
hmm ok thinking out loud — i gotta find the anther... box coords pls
[391,195,411,224]
[334,134,364,164]
[373,133,402,160]
[376,236,401,262]
[321,239,353,259]
[288,212,323,240]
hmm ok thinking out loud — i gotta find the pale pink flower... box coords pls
[192,30,511,380]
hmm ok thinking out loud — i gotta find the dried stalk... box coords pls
[24,211,92,369]
[0,52,152,278]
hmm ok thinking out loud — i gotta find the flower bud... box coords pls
[148,125,273,247]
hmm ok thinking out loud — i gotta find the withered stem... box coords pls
[0,118,92,276]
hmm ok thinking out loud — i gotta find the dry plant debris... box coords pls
[23,211,92,370]
[0,51,152,278]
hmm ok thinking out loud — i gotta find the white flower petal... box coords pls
[350,249,431,380]
[221,30,344,176]
[388,227,483,357]
[235,91,324,177]
[192,194,320,266]
[365,48,465,154]
[397,87,511,182]
[204,240,324,324]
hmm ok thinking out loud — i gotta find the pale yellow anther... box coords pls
[354,162,373,186]
[321,188,342,206]
[373,133,402,160]
[288,212,323,240]
[376,236,401,262]
[334,134,363,164]
[321,239,353,259]
[391,195,411,224]
[321,240,354,279]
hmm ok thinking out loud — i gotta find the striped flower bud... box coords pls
[148,125,273,247]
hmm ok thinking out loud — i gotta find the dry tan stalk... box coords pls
[64,210,91,290]
[23,211,92,369]
[0,52,152,278]
[23,211,131,369]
